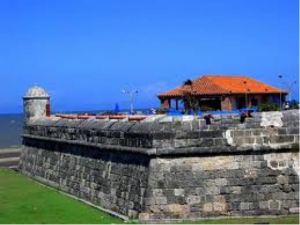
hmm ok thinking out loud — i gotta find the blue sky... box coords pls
[0,0,299,113]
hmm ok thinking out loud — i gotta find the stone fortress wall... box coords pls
[19,86,299,221]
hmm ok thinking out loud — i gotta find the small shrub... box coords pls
[200,105,213,112]
[181,91,199,115]
[257,102,280,112]
[156,108,166,114]
[290,99,299,109]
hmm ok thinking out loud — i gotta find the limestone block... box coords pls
[203,203,213,213]
[139,212,150,221]
[213,202,227,212]
[289,207,299,214]
[174,189,185,197]
[154,197,167,205]
[191,163,203,171]
[240,202,250,210]
[161,204,190,218]
[268,200,281,210]
[181,115,195,122]
[225,130,234,146]
[230,186,242,194]
[260,112,283,127]
[291,184,299,191]
[159,116,173,123]
[152,189,164,197]
[186,196,201,204]
[215,178,228,186]
[277,175,288,185]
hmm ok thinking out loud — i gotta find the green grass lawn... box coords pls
[0,168,124,224]
[0,168,299,224]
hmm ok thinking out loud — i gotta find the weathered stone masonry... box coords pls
[21,138,150,217]
[19,108,299,221]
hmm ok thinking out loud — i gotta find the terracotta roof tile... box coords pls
[158,75,288,97]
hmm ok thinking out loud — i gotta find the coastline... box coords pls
[0,147,20,168]
[0,146,22,152]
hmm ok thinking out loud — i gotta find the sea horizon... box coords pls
[0,108,154,149]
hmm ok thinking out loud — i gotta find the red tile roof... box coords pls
[157,75,288,97]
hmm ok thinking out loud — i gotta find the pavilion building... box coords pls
[157,75,288,111]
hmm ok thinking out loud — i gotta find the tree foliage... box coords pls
[257,102,280,112]
[181,79,199,115]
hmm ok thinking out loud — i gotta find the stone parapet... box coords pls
[23,110,299,155]
[19,110,300,221]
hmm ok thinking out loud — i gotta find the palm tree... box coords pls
[183,79,193,87]
[181,79,199,115]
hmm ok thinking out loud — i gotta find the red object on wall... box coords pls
[77,115,93,119]
[96,115,109,119]
[128,116,147,122]
[46,103,51,117]
[109,115,127,120]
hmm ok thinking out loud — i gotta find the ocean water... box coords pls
[0,109,149,149]
[0,114,23,148]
